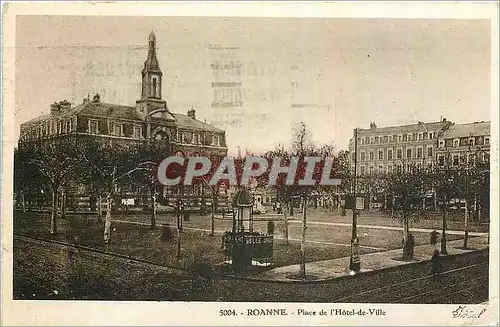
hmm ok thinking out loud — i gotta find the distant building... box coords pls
[435,121,490,167]
[348,118,453,175]
[18,32,229,212]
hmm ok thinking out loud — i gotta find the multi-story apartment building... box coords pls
[435,121,490,168]
[18,32,229,212]
[348,118,453,175]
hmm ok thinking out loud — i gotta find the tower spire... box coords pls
[143,31,160,73]
[140,31,163,100]
[136,31,174,121]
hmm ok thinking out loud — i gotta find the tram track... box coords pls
[336,260,488,303]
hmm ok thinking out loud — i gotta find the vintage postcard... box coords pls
[1,1,499,326]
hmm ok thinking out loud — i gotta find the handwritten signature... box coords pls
[452,306,486,319]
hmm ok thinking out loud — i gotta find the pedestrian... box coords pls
[431,249,442,276]
[430,230,439,251]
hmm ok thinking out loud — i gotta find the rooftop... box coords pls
[442,121,490,139]
[356,121,450,136]
[21,100,224,133]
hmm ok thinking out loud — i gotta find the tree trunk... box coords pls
[97,194,103,222]
[210,201,215,236]
[473,198,478,222]
[299,194,307,279]
[478,204,482,224]
[433,190,437,212]
[441,195,448,255]
[50,188,58,235]
[104,193,112,244]
[402,216,410,261]
[151,188,157,229]
[391,194,395,217]
[464,199,469,249]
[21,190,26,213]
[283,202,289,245]
[200,183,206,215]
[60,189,66,218]
[176,227,181,259]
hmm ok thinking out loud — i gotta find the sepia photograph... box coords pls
[1,2,498,326]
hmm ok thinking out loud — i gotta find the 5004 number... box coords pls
[220,309,237,316]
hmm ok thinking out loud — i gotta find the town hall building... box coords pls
[18,32,229,212]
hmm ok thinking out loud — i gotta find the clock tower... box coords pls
[136,31,173,120]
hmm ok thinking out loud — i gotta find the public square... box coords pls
[13,206,489,302]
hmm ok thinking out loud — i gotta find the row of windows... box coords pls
[356,146,434,162]
[88,120,223,147]
[87,120,143,138]
[438,136,490,148]
[176,130,222,147]
[358,131,437,145]
[21,118,75,140]
[358,161,434,175]
[437,153,490,167]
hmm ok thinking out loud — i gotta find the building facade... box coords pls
[348,118,453,175]
[435,121,490,168]
[18,32,229,213]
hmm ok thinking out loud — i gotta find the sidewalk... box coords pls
[256,236,489,281]
[288,220,489,237]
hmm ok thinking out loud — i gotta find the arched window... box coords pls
[152,77,157,98]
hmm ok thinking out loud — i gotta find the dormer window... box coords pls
[111,122,123,137]
[213,135,220,147]
[88,120,99,134]
[453,139,459,147]
[485,137,490,145]
[133,126,142,138]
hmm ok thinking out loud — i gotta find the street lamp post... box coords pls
[440,193,448,255]
[440,174,453,256]
[349,128,361,273]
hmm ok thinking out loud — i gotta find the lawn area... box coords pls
[13,237,205,301]
[109,211,465,251]
[13,212,377,275]
[305,208,490,233]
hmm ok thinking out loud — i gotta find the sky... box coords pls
[15,16,491,154]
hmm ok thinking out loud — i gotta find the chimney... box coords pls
[50,102,61,114]
[93,94,101,103]
[187,108,196,119]
[370,122,377,131]
[442,117,447,123]
[59,100,71,111]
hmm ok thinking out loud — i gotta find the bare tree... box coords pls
[78,138,136,244]
[258,122,327,279]
[383,165,431,261]
[18,137,78,234]
[128,141,172,229]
